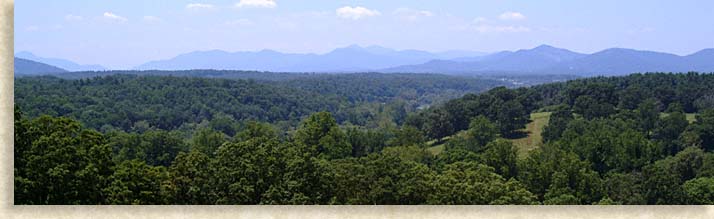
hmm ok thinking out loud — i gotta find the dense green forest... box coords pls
[14,72,714,204]
[15,73,504,132]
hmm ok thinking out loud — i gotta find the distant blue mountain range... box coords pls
[383,45,714,76]
[134,45,487,72]
[14,57,67,75]
[15,51,106,71]
[14,45,714,76]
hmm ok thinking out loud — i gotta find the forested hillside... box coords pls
[412,72,714,139]
[14,72,714,205]
[15,73,504,132]
[15,75,344,132]
[275,73,505,106]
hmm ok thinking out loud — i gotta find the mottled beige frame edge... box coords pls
[0,1,713,218]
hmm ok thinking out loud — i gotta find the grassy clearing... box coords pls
[686,113,697,123]
[426,112,553,157]
[510,112,551,158]
[660,113,697,123]
[426,111,694,158]
[426,144,445,155]
[425,132,460,156]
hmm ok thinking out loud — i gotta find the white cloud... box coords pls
[393,8,434,21]
[235,0,276,8]
[336,6,380,20]
[143,16,161,22]
[103,12,128,22]
[499,11,526,20]
[186,3,215,9]
[65,14,83,21]
[474,25,530,33]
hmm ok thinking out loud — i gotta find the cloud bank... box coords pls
[336,6,380,20]
[103,12,128,22]
[499,11,526,20]
[235,0,276,8]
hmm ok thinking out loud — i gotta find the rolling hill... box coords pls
[14,57,67,75]
[15,51,106,71]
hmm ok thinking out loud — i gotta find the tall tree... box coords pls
[191,128,227,156]
[103,160,169,205]
[542,106,574,142]
[467,116,499,148]
[293,112,352,159]
[15,115,114,204]
[482,139,519,179]
[167,150,215,204]
[690,109,714,151]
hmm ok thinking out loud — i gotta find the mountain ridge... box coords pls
[383,45,714,75]
[14,57,68,75]
[15,51,106,71]
[17,45,714,76]
[134,45,487,72]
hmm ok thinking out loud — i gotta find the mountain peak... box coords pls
[345,44,364,49]
[14,51,107,71]
[514,44,566,54]
[600,47,635,53]
[15,51,37,58]
[595,48,677,57]
[689,48,714,56]
[187,49,230,56]
[533,44,557,50]
[14,57,68,75]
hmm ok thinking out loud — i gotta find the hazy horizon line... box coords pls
[16,43,714,70]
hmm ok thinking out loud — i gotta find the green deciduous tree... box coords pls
[603,172,646,204]
[294,112,352,159]
[689,109,714,151]
[103,160,169,205]
[653,112,690,155]
[482,139,518,179]
[542,106,574,142]
[642,147,708,204]
[15,115,114,204]
[191,128,227,156]
[683,177,714,204]
[167,150,215,204]
[467,116,499,148]
[211,138,280,204]
[518,144,604,204]
[389,125,426,148]
[428,161,536,204]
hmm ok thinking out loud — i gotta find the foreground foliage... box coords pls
[14,72,714,204]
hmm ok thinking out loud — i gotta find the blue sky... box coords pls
[15,0,714,69]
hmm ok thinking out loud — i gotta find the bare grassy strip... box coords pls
[510,112,551,158]
[426,112,552,157]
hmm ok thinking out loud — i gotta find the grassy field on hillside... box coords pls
[426,112,552,157]
[510,112,551,157]
[426,112,698,157]
[660,113,697,123]
[688,113,696,122]
[426,144,445,155]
